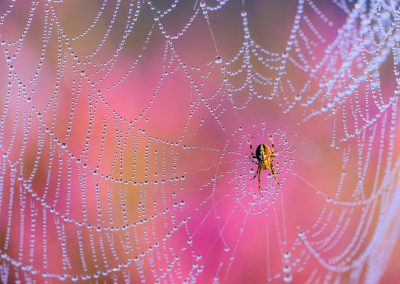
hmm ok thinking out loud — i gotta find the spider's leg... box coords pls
[273,174,280,186]
[270,140,276,162]
[271,165,281,186]
[249,156,258,164]
[251,165,260,180]
[249,133,255,151]
[270,161,278,174]
[257,169,262,192]
[270,135,276,148]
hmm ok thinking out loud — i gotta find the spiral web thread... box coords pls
[0,0,400,283]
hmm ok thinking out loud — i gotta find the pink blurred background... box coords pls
[0,0,399,283]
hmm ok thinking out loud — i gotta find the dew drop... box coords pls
[215,56,223,64]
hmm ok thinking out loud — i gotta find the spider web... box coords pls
[0,0,400,282]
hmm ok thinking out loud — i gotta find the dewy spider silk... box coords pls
[0,0,400,283]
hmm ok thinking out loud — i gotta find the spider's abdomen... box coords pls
[255,144,267,163]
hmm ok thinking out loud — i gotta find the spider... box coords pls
[249,135,280,192]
